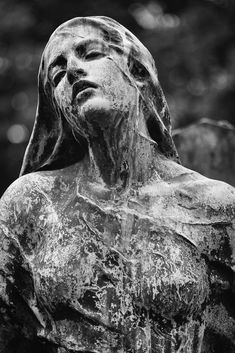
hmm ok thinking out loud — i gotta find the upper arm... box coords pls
[0,175,44,350]
[198,179,235,351]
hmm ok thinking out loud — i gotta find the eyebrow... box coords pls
[47,37,122,74]
[48,39,104,72]
[73,38,107,52]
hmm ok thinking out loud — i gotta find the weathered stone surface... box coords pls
[0,17,235,353]
[173,119,235,186]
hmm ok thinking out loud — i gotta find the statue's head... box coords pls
[20,16,179,175]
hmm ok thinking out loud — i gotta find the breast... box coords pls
[31,192,209,336]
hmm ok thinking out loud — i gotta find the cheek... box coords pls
[99,59,135,100]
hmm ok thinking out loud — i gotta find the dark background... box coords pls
[1,0,235,196]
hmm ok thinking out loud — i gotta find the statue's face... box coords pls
[44,25,137,134]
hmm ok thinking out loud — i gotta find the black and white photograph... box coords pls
[0,0,235,352]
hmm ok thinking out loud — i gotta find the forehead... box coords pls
[44,24,105,65]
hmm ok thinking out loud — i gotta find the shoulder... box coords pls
[0,171,57,226]
[1,171,53,203]
[0,171,63,258]
[148,161,235,214]
[178,172,235,228]
[149,164,235,265]
[158,159,235,212]
[151,158,235,212]
[180,172,235,211]
[178,172,235,265]
[0,166,77,226]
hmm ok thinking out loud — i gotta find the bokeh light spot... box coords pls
[7,124,29,144]
[130,1,180,30]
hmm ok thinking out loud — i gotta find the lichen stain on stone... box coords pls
[4,174,231,352]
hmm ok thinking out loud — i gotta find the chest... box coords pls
[28,193,209,327]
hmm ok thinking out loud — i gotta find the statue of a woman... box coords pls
[0,17,235,353]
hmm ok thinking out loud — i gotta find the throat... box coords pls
[85,124,159,190]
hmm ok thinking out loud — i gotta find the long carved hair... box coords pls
[20,16,179,176]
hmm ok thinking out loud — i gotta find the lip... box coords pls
[72,80,98,101]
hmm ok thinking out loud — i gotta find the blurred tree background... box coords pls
[0,0,235,195]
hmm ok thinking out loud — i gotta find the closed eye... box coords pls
[85,51,105,60]
[53,70,66,87]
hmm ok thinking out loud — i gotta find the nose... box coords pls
[67,57,86,85]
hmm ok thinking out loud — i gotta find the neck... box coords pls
[80,111,162,190]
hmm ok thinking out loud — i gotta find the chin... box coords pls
[80,96,116,127]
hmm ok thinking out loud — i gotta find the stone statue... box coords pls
[0,17,235,353]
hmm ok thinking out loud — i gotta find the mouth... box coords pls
[72,80,98,102]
